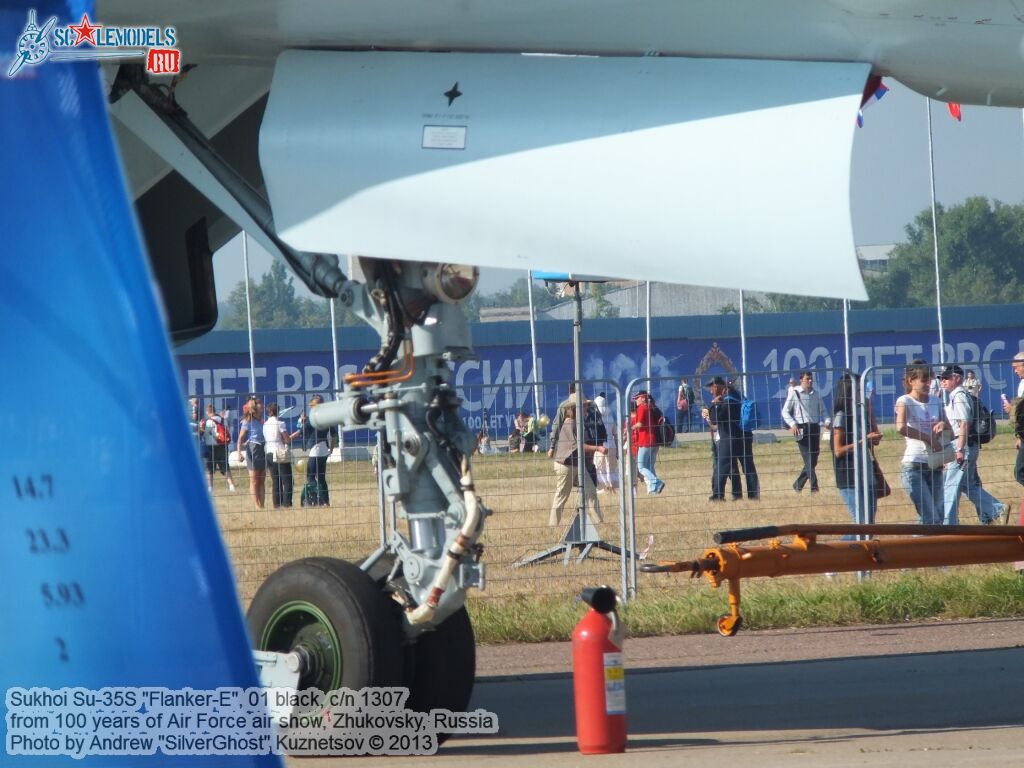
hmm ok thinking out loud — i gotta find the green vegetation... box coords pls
[588,282,620,319]
[218,260,362,330]
[468,566,1024,644]
[870,197,1024,308]
[727,196,1024,313]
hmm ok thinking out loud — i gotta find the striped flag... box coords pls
[857,76,890,127]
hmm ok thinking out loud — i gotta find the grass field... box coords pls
[212,426,1024,629]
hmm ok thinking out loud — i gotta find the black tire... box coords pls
[247,557,404,691]
[405,606,476,718]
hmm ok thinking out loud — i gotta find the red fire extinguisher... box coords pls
[572,585,626,754]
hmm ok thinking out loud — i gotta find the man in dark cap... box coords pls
[705,377,759,501]
[940,364,1005,524]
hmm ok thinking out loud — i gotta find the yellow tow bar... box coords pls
[641,524,1024,636]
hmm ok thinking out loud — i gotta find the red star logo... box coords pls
[68,13,99,46]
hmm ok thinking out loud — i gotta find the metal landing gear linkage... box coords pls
[642,523,1024,637]
[309,258,488,630]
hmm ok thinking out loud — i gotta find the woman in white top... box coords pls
[263,402,293,508]
[592,392,619,492]
[895,361,952,525]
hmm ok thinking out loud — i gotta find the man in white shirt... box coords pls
[781,370,828,492]
[939,365,1004,525]
[963,370,982,398]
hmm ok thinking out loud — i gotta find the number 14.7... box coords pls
[12,475,53,499]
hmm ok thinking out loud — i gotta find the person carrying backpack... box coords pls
[203,402,237,494]
[939,365,1006,525]
[631,391,665,495]
[676,377,696,434]
[706,377,759,501]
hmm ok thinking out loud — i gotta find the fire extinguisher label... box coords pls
[603,652,626,715]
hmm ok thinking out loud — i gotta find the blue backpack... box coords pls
[740,398,760,432]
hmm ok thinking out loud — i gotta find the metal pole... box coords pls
[329,298,343,452]
[329,298,340,392]
[843,299,851,370]
[526,270,542,418]
[738,290,748,396]
[645,281,652,381]
[926,97,946,363]
[854,370,867,580]
[574,283,586,515]
[241,233,257,393]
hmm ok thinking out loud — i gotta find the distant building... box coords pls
[856,244,896,275]
[540,281,771,320]
[489,245,896,321]
[479,306,533,323]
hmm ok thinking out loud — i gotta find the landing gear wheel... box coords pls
[247,557,403,691]
[716,614,742,637]
[405,606,476,742]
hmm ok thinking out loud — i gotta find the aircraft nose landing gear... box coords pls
[247,260,484,748]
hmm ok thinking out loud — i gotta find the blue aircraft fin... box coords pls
[0,3,281,765]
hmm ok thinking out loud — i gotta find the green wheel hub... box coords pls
[260,600,343,691]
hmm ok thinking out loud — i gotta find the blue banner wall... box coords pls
[176,307,1024,434]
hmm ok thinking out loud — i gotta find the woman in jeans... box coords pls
[236,397,266,509]
[895,361,952,525]
[301,395,333,506]
[832,372,883,529]
[263,402,293,508]
[631,391,665,495]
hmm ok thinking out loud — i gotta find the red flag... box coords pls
[947,102,962,121]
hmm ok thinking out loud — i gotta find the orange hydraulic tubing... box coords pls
[344,340,415,388]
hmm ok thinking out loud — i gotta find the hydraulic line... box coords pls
[407,456,482,625]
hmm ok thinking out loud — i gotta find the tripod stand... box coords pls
[515,280,631,567]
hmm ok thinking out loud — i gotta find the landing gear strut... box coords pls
[247,259,487,741]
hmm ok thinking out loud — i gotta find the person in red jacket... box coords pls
[631,391,665,494]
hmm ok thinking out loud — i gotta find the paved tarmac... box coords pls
[294,619,1024,767]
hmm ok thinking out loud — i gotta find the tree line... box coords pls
[744,196,1024,313]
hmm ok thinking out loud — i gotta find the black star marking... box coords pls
[444,81,462,106]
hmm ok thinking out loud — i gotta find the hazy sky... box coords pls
[212,79,1024,301]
